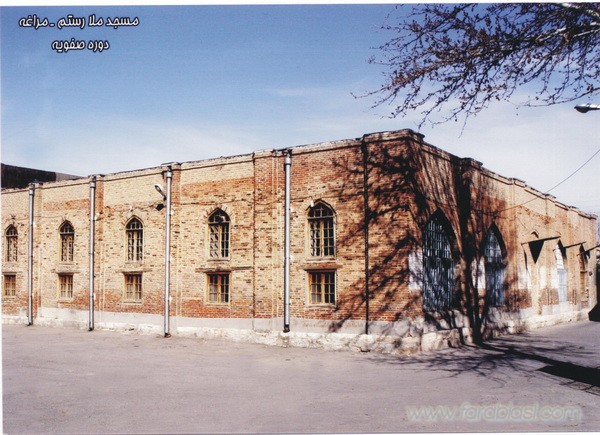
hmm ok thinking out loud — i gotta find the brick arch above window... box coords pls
[420,210,457,254]
[122,209,150,226]
[125,216,144,229]
[59,220,74,233]
[482,223,507,259]
[201,204,235,225]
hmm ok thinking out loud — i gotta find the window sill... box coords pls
[53,265,81,274]
[196,265,252,272]
[301,260,341,270]
[119,266,150,273]
[307,303,337,309]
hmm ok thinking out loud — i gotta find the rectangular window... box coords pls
[3,274,16,297]
[59,274,73,299]
[125,274,142,302]
[207,273,229,304]
[309,271,336,305]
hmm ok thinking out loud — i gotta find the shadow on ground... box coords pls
[367,330,600,394]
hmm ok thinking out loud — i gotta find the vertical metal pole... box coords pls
[283,151,292,333]
[88,177,96,331]
[361,140,370,335]
[164,169,173,337]
[27,183,35,326]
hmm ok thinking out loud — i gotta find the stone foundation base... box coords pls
[2,305,591,355]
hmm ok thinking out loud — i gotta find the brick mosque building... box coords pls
[2,130,597,351]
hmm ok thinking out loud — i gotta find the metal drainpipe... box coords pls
[88,177,96,331]
[283,150,292,333]
[27,183,35,326]
[164,169,173,337]
[361,139,370,335]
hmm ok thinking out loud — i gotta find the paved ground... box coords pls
[3,320,600,434]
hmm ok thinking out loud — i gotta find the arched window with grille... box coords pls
[579,245,588,303]
[208,209,230,258]
[5,225,18,262]
[422,214,454,311]
[308,202,335,258]
[484,228,505,306]
[59,221,75,262]
[59,221,74,262]
[555,243,568,302]
[126,218,144,262]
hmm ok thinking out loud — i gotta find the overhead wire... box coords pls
[496,146,600,214]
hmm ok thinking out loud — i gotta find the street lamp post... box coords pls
[155,168,172,338]
[574,103,600,113]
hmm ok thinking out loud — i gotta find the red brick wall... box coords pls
[2,130,597,332]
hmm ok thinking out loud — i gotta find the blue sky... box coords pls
[2,4,599,214]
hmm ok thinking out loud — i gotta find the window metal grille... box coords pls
[484,230,505,306]
[125,274,142,301]
[126,218,144,261]
[309,271,336,304]
[5,226,18,262]
[309,203,335,257]
[3,274,16,297]
[60,222,74,262]
[579,246,588,301]
[208,273,230,304]
[555,245,568,302]
[59,274,73,299]
[422,217,454,311]
[209,210,230,258]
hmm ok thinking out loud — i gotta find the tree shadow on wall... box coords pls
[328,132,525,345]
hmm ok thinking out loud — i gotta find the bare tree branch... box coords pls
[362,3,600,128]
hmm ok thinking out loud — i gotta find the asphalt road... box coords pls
[3,320,600,433]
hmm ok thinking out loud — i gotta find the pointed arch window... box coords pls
[209,209,230,258]
[579,245,589,302]
[484,229,505,306]
[555,244,568,302]
[308,202,335,257]
[59,222,75,262]
[5,225,18,262]
[422,215,454,311]
[126,218,144,262]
